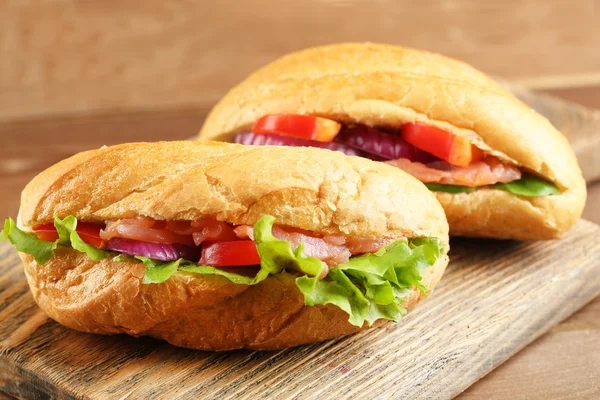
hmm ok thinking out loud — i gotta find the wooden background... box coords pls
[2,0,600,121]
[1,0,599,398]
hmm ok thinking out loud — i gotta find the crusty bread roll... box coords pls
[18,141,449,350]
[198,43,586,240]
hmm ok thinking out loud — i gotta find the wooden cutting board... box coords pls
[1,220,599,399]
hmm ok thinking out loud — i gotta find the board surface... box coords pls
[1,220,599,400]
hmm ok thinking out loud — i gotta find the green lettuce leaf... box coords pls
[140,257,265,285]
[493,175,561,197]
[53,215,72,247]
[1,215,111,264]
[113,253,191,284]
[425,183,474,193]
[426,175,561,197]
[137,257,183,284]
[1,217,54,264]
[132,254,263,285]
[296,238,444,327]
[180,264,265,285]
[113,253,134,263]
[53,215,111,261]
[254,215,326,278]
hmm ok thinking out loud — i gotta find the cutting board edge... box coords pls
[448,289,600,400]
[0,356,80,400]
[441,223,600,398]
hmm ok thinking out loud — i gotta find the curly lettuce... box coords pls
[1,215,110,264]
[296,237,444,326]
[1,217,54,264]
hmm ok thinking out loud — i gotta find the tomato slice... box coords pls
[32,222,105,248]
[401,123,483,167]
[199,240,260,267]
[32,223,60,242]
[252,114,341,142]
[76,223,105,248]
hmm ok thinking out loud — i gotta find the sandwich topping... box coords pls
[235,114,561,196]
[2,215,444,327]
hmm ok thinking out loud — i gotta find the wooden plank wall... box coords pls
[1,0,599,121]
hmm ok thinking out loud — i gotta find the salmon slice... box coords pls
[385,157,521,187]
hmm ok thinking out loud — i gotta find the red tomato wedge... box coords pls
[199,240,261,267]
[32,224,59,242]
[401,123,483,167]
[252,114,341,142]
[32,222,105,248]
[76,223,105,248]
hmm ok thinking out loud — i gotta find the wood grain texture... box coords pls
[459,302,600,400]
[1,0,599,120]
[0,221,599,399]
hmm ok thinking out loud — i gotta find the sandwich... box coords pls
[198,43,587,240]
[2,141,449,350]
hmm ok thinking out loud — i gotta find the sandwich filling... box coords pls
[2,215,445,327]
[234,114,561,196]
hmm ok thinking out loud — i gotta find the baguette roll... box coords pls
[14,141,449,350]
[198,43,586,240]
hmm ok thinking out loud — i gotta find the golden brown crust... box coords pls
[19,141,448,241]
[21,247,448,350]
[197,42,586,239]
[436,179,586,240]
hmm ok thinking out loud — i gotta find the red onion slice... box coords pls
[334,125,438,162]
[234,133,368,158]
[106,238,200,262]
